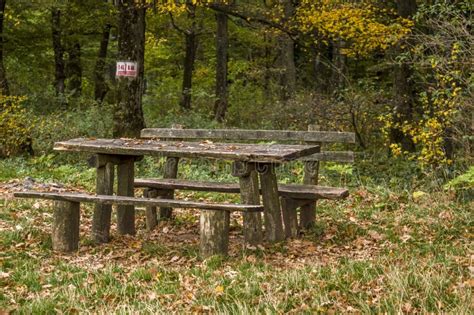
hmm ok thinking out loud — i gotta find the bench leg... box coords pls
[92,162,114,243]
[52,201,80,252]
[144,188,158,231]
[238,167,262,245]
[281,197,299,238]
[159,157,179,219]
[300,202,316,229]
[117,156,135,235]
[258,163,284,242]
[200,210,230,258]
[301,159,319,229]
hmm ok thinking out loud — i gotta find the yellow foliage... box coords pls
[380,41,463,166]
[0,95,34,157]
[296,0,413,57]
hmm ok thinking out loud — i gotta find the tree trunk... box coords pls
[65,39,82,97]
[0,0,8,95]
[113,0,146,138]
[180,4,198,110]
[390,0,418,152]
[278,0,296,100]
[213,12,228,122]
[94,23,111,103]
[51,8,66,96]
[180,31,197,110]
[330,39,347,89]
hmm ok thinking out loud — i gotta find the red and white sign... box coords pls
[116,61,138,78]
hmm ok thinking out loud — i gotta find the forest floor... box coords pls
[0,158,472,313]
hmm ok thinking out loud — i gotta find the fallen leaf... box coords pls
[0,272,9,279]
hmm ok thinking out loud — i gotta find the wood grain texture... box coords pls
[13,192,264,212]
[52,201,80,252]
[281,197,299,238]
[54,138,320,163]
[134,178,349,200]
[258,164,284,242]
[117,157,135,235]
[92,162,115,243]
[144,188,158,231]
[141,128,355,143]
[199,210,230,257]
[301,151,354,163]
[234,163,262,245]
[159,157,179,219]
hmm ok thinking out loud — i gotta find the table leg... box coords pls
[117,156,135,235]
[92,161,115,243]
[233,162,263,245]
[258,163,284,242]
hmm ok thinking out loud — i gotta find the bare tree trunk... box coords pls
[390,0,418,152]
[65,39,82,97]
[278,0,296,101]
[213,12,228,122]
[51,8,66,96]
[113,0,146,138]
[0,0,8,95]
[94,23,111,102]
[330,39,347,89]
[180,5,198,110]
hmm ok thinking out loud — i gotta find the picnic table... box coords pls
[53,138,321,245]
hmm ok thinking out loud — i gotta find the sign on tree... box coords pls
[116,61,138,78]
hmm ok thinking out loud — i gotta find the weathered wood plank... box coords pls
[134,178,349,200]
[200,210,230,257]
[141,128,355,143]
[258,163,285,242]
[54,138,320,163]
[300,151,354,163]
[52,200,80,252]
[92,161,115,243]
[117,156,135,235]
[13,192,264,212]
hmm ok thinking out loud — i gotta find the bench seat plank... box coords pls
[134,178,349,200]
[13,191,263,212]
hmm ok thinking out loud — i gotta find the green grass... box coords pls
[0,157,472,313]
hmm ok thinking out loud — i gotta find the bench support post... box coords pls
[52,200,80,252]
[92,161,115,243]
[233,162,262,245]
[281,197,299,238]
[301,160,319,229]
[200,210,230,257]
[258,163,284,242]
[144,188,158,231]
[159,157,179,219]
[117,156,136,235]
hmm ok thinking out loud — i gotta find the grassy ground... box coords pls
[0,157,472,313]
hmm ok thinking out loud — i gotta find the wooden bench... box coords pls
[139,127,355,237]
[14,191,262,257]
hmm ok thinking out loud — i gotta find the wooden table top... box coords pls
[54,138,320,163]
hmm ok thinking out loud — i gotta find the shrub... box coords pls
[0,95,34,157]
